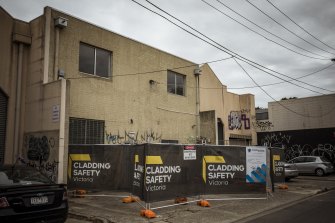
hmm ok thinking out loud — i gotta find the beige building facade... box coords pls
[0,6,257,183]
[0,7,200,182]
[199,64,257,146]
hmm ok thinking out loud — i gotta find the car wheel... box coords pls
[315,168,324,177]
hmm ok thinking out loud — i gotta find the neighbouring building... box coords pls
[256,94,335,163]
[0,6,257,183]
[199,64,257,146]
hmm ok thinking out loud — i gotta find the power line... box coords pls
[66,56,233,80]
[228,62,335,89]
[246,0,335,56]
[233,57,335,118]
[203,0,329,60]
[133,0,334,94]
[266,0,335,53]
[67,55,334,93]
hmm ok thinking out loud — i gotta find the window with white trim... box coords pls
[167,70,186,96]
[79,43,111,78]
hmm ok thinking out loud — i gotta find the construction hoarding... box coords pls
[68,144,272,202]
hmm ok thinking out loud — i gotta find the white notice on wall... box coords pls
[183,145,196,160]
[52,105,60,122]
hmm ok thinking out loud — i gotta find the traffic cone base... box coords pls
[140,209,156,218]
[197,200,210,207]
[278,184,289,190]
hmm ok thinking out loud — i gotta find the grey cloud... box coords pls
[1,0,334,108]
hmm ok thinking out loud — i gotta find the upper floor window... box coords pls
[167,70,186,96]
[79,43,111,78]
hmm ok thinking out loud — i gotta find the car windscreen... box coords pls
[0,166,54,186]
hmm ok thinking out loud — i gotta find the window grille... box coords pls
[69,117,105,144]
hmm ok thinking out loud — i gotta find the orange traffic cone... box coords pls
[278,184,289,190]
[197,200,210,207]
[140,209,156,218]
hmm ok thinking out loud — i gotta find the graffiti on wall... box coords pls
[24,133,59,181]
[285,144,335,163]
[105,130,162,144]
[261,132,291,148]
[26,135,55,162]
[186,136,210,144]
[228,109,250,130]
[259,130,335,164]
[228,111,241,130]
[253,120,274,131]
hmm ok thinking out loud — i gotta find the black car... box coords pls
[0,165,68,223]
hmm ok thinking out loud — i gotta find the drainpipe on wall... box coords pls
[43,8,51,84]
[58,78,66,183]
[13,43,24,163]
[53,17,68,183]
[53,27,60,81]
[194,66,201,141]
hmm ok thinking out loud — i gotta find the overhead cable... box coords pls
[233,57,335,118]
[228,62,335,89]
[266,0,335,53]
[210,0,330,60]
[203,0,329,60]
[246,0,335,56]
[132,0,334,94]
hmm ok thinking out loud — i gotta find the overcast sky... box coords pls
[1,0,334,108]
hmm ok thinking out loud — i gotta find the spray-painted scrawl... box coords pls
[228,110,250,130]
[24,132,59,181]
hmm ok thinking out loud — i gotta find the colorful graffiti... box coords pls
[228,111,242,130]
[105,130,162,144]
[228,110,251,130]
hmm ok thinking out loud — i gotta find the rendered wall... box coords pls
[200,64,256,145]
[268,94,335,131]
[46,8,198,144]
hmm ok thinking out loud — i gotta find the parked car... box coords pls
[287,156,334,176]
[284,163,299,181]
[0,165,68,222]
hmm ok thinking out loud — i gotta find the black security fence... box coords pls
[269,147,285,184]
[68,144,283,203]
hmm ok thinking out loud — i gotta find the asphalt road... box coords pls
[245,189,335,223]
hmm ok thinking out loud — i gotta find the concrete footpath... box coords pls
[66,175,335,223]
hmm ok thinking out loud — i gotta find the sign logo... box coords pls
[202,156,225,183]
[144,155,181,192]
[68,153,111,183]
[68,154,91,179]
